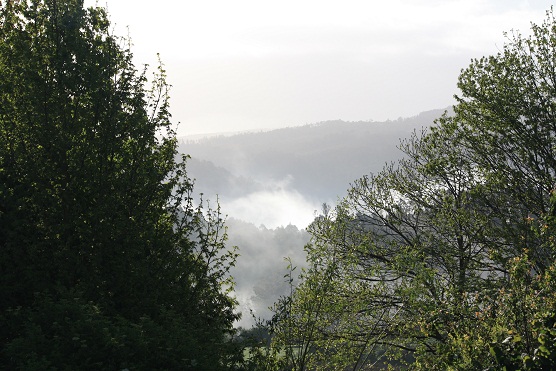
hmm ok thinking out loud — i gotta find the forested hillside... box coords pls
[181,109,444,203]
[180,113,446,328]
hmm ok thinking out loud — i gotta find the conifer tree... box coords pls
[0,1,240,368]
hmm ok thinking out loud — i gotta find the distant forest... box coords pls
[181,109,446,202]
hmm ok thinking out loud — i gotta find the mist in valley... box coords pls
[180,109,445,326]
[225,219,310,327]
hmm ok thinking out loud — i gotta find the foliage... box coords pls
[450,195,556,371]
[265,8,556,370]
[0,0,239,368]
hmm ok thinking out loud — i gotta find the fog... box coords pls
[224,218,311,327]
[221,178,324,230]
[214,181,320,327]
[182,113,441,326]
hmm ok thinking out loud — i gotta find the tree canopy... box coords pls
[0,0,240,369]
[261,8,556,371]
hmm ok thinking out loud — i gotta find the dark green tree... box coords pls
[0,0,239,369]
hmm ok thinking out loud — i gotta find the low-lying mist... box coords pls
[221,177,324,230]
[225,218,311,327]
[181,111,443,327]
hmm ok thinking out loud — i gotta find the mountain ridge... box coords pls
[179,108,449,203]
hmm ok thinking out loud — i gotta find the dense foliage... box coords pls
[259,9,556,371]
[0,0,240,369]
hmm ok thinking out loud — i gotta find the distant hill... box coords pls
[179,108,448,203]
[178,108,451,327]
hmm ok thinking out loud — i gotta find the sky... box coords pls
[84,0,554,136]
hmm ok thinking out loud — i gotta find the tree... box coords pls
[454,10,556,274]
[276,124,498,369]
[444,8,556,368]
[269,9,556,369]
[0,1,240,369]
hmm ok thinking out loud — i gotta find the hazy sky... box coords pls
[85,0,553,136]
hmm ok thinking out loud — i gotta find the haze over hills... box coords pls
[179,108,447,220]
[177,108,450,326]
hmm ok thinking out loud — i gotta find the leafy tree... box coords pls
[450,192,556,370]
[268,9,556,370]
[444,8,556,369]
[0,0,239,368]
[453,10,556,274]
[276,123,498,369]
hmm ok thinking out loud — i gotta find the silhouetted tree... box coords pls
[0,1,240,369]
